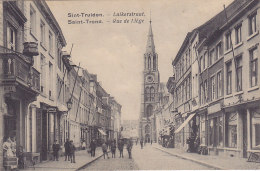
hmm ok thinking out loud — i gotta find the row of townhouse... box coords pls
[154,82,175,148]
[0,0,122,169]
[167,0,260,158]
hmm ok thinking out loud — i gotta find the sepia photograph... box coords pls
[0,0,260,170]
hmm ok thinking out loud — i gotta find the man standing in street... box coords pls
[52,140,60,161]
[127,139,133,159]
[70,140,76,163]
[140,139,143,149]
[111,139,117,158]
[90,139,96,157]
[102,141,109,159]
[118,139,124,158]
[64,139,70,161]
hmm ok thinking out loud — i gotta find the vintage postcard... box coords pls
[0,0,259,170]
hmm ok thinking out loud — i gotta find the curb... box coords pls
[75,151,111,171]
[154,146,226,170]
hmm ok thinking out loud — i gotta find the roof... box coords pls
[172,0,251,65]
[37,0,66,47]
[146,21,156,54]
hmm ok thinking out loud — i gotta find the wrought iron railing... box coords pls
[0,45,40,92]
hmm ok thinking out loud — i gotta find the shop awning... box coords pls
[98,129,107,135]
[174,113,196,133]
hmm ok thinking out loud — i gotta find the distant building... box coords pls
[139,20,160,143]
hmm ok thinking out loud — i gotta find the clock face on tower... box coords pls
[146,75,154,83]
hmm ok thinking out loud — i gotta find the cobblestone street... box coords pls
[80,144,212,170]
[80,151,138,170]
[132,145,211,170]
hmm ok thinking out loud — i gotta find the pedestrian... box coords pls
[126,139,133,159]
[70,140,76,163]
[111,139,117,158]
[140,139,143,149]
[102,141,109,159]
[52,140,60,161]
[90,139,96,157]
[82,140,86,150]
[151,140,153,145]
[118,139,124,158]
[64,139,71,161]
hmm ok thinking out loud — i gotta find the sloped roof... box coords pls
[146,21,156,54]
[172,0,252,65]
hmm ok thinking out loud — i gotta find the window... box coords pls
[211,76,215,101]
[235,25,242,44]
[30,6,36,35]
[150,87,155,101]
[49,62,53,98]
[204,52,208,69]
[250,47,258,87]
[7,25,16,50]
[216,43,222,60]
[236,56,242,92]
[200,56,203,72]
[200,115,206,145]
[40,55,46,93]
[200,83,204,105]
[249,13,257,35]
[145,87,149,101]
[40,21,45,45]
[209,49,214,66]
[209,119,214,146]
[218,117,223,147]
[226,112,237,148]
[49,31,53,55]
[209,116,223,147]
[187,77,190,99]
[226,32,232,50]
[188,48,191,66]
[252,109,260,150]
[226,62,232,95]
[204,80,208,103]
[181,84,184,103]
[217,72,222,98]
[184,80,187,101]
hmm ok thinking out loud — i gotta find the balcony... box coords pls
[1,46,40,95]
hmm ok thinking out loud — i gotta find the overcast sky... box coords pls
[47,0,233,120]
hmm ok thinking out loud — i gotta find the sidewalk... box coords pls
[153,143,260,170]
[23,147,104,171]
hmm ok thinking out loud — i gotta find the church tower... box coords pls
[139,19,159,143]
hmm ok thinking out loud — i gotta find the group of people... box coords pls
[100,138,133,159]
[64,139,76,163]
[52,138,134,163]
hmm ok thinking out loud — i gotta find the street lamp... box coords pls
[67,98,72,111]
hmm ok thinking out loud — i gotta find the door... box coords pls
[41,111,48,161]
[242,111,247,158]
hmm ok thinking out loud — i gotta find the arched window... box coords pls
[153,55,156,70]
[145,124,150,133]
[145,87,150,101]
[146,105,153,117]
[148,56,151,69]
[150,87,155,101]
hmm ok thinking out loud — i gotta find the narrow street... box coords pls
[80,145,212,170]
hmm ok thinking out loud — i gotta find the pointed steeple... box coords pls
[146,16,155,53]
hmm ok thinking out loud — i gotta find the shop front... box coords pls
[1,45,40,169]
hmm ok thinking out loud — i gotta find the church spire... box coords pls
[146,14,155,53]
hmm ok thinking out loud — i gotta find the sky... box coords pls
[47,0,233,120]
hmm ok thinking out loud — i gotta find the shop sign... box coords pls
[208,103,221,114]
[48,107,57,113]
[4,85,16,92]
